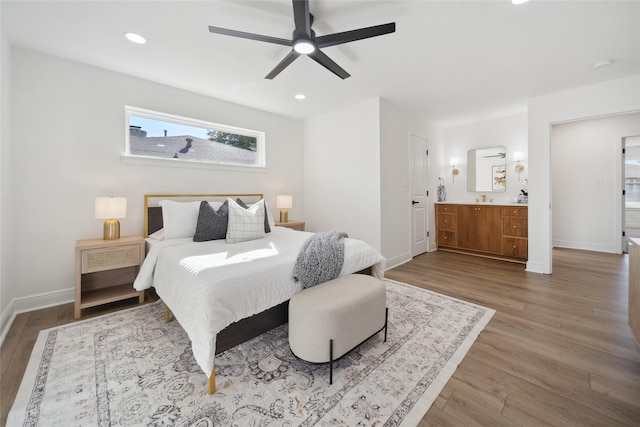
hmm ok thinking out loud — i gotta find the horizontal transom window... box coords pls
[124,106,265,168]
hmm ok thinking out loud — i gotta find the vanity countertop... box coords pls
[435,201,527,207]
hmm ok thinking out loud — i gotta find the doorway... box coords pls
[623,135,640,253]
[410,134,429,257]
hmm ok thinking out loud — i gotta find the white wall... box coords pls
[528,74,640,273]
[5,48,303,317]
[0,7,13,334]
[551,112,640,253]
[440,113,528,204]
[379,99,430,268]
[303,98,381,249]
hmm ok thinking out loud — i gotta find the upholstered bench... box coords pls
[288,274,387,384]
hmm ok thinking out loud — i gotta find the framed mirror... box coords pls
[467,146,506,192]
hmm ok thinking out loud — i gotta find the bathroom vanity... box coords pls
[436,202,528,263]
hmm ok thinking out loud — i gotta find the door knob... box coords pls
[412,201,419,205]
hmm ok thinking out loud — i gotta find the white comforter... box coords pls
[133,227,385,378]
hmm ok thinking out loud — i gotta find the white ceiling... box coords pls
[2,0,639,126]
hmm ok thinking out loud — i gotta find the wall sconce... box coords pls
[276,194,292,223]
[95,196,127,240]
[449,157,459,183]
[513,151,525,181]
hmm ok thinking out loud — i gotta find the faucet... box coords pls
[481,194,487,203]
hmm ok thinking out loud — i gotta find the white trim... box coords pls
[0,288,74,347]
[552,240,621,254]
[0,299,16,347]
[124,105,266,169]
[120,154,269,173]
[383,252,412,271]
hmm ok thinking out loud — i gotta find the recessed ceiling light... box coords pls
[294,94,306,100]
[125,32,147,44]
[512,0,531,4]
[592,59,613,69]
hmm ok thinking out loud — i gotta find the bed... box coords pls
[134,194,385,393]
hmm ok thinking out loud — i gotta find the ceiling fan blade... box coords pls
[208,26,291,47]
[292,0,311,37]
[308,49,350,79]
[316,22,396,48]
[265,50,301,79]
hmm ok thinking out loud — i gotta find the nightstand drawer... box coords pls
[81,245,141,273]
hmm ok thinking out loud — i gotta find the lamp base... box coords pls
[279,209,288,223]
[103,219,121,240]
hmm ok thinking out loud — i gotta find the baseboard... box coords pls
[552,239,620,254]
[0,287,74,347]
[0,299,17,347]
[383,252,412,271]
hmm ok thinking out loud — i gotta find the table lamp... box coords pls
[95,196,127,240]
[276,195,292,223]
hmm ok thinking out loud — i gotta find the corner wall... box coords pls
[0,6,14,341]
[303,98,381,249]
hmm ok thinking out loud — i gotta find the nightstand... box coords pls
[275,220,305,231]
[75,235,145,319]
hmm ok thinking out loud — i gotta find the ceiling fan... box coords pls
[208,0,396,80]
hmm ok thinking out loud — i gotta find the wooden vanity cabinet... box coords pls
[436,203,528,263]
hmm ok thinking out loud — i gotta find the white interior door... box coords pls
[411,135,429,257]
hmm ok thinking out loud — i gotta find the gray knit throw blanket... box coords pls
[292,231,348,289]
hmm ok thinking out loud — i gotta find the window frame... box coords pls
[123,106,266,169]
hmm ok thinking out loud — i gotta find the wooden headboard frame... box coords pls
[143,193,264,237]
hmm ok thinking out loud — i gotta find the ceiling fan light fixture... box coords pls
[293,39,315,55]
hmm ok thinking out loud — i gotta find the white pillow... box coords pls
[159,200,224,240]
[159,200,201,240]
[226,198,266,243]
[148,228,165,241]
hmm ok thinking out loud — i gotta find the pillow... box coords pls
[226,198,266,243]
[193,200,229,242]
[147,228,165,241]
[265,201,276,232]
[236,198,271,233]
[159,200,201,240]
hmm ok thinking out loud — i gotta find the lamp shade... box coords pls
[513,151,525,162]
[95,196,127,219]
[276,195,293,209]
[449,157,458,167]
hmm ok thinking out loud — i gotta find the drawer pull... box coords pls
[513,225,517,229]
[513,245,517,249]
[444,237,448,240]
[513,210,517,214]
[444,220,448,223]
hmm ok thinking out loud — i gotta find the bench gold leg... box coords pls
[165,305,171,323]
[208,366,216,394]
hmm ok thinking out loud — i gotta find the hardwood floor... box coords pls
[385,249,640,426]
[1,249,639,426]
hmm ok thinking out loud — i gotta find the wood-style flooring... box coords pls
[1,248,640,426]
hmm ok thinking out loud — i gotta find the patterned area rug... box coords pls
[8,279,494,426]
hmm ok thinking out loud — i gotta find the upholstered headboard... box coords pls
[143,193,264,237]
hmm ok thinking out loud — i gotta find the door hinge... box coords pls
[623,189,626,196]
[427,231,430,237]
[623,148,626,154]
[426,190,429,197]
[426,149,429,156]
[623,231,626,237]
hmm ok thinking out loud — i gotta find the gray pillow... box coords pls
[236,198,271,233]
[193,200,229,241]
